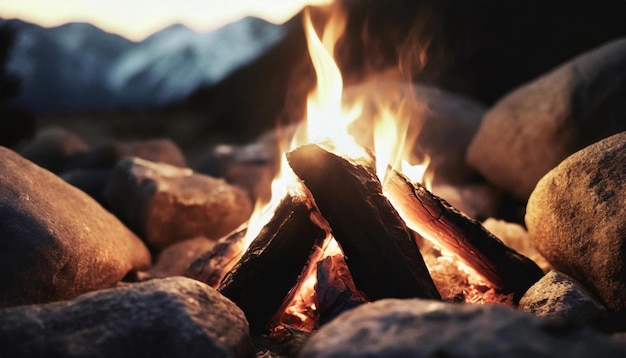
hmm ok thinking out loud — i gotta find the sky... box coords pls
[0,0,330,41]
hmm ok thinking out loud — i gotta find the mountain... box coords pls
[1,17,285,113]
[109,17,285,107]
[2,19,134,112]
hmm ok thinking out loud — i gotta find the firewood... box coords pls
[383,169,544,295]
[218,193,326,334]
[187,227,247,288]
[287,143,441,301]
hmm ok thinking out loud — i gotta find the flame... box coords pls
[401,157,432,190]
[295,8,367,160]
[242,155,302,248]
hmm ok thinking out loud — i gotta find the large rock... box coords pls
[0,147,151,307]
[301,298,626,357]
[467,38,626,200]
[105,157,253,250]
[0,277,253,358]
[526,132,626,326]
[520,270,607,326]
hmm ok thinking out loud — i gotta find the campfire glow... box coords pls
[231,3,519,336]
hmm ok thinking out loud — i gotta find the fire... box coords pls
[291,8,367,161]
[241,155,302,248]
[245,3,508,336]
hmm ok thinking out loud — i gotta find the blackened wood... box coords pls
[287,143,441,301]
[218,194,326,334]
[187,227,247,288]
[384,169,544,295]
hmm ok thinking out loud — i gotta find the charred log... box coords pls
[218,194,326,334]
[287,143,441,301]
[384,169,544,296]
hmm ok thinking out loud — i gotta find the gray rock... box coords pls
[467,38,626,200]
[526,131,626,326]
[301,298,626,357]
[0,146,151,307]
[198,142,276,204]
[19,126,88,173]
[105,157,253,250]
[520,270,607,326]
[0,277,253,358]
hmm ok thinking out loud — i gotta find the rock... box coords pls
[197,141,277,204]
[346,79,486,185]
[526,131,626,327]
[61,169,111,207]
[482,218,552,272]
[0,277,253,358]
[467,38,626,200]
[19,126,88,173]
[149,237,217,278]
[301,298,626,357]
[520,270,607,326]
[0,147,151,307]
[105,157,253,250]
[65,138,188,171]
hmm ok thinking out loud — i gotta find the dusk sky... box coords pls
[0,0,330,41]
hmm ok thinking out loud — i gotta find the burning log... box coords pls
[383,169,544,296]
[286,143,441,301]
[218,194,326,334]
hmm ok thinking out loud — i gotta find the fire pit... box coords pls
[2,1,626,357]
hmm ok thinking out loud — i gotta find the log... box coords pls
[383,169,544,295]
[287,143,441,301]
[187,227,247,288]
[218,193,326,334]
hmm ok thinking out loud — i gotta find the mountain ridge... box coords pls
[1,16,285,113]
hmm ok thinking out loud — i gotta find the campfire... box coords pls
[189,6,542,338]
[3,1,626,357]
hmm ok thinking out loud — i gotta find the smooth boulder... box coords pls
[520,270,607,326]
[526,131,626,326]
[0,277,253,357]
[0,146,151,307]
[467,38,626,200]
[105,157,253,250]
[302,298,626,357]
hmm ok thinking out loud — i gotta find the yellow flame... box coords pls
[242,155,302,248]
[401,157,432,190]
[300,8,366,160]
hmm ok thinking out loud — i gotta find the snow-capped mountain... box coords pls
[3,19,134,112]
[109,17,285,106]
[2,17,286,113]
